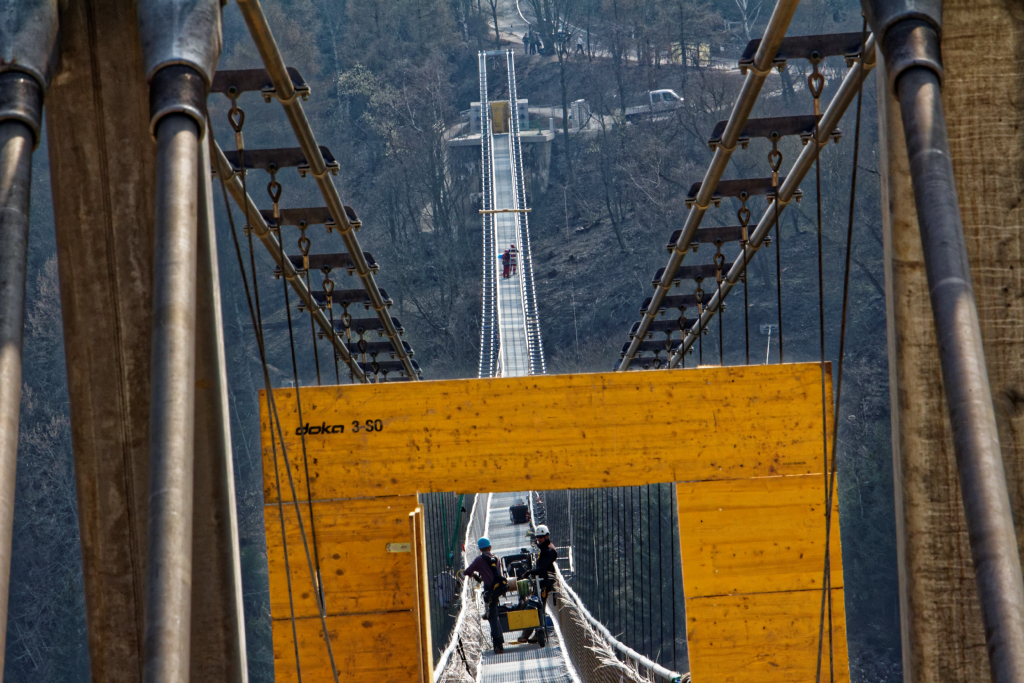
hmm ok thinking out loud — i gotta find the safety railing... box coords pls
[477,52,500,378]
[434,493,489,682]
[668,34,876,366]
[616,0,800,371]
[505,51,546,374]
[235,0,417,379]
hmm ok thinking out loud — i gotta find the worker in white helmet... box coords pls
[518,524,557,644]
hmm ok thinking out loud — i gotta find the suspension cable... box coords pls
[815,22,866,683]
[215,140,341,683]
[281,274,325,610]
[666,34,876,367]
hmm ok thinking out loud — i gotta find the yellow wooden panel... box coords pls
[491,101,509,133]
[265,496,418,620]
[686,588,850,683]
[677,475,843,597]
[272,612,419,683]
[409,507,433,683]
[260,363,833,501]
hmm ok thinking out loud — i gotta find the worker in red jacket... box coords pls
[501,249,510,278]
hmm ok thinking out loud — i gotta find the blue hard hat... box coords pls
[478,537,491,550]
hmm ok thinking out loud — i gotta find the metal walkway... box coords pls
[477,49,545,378]
[479,492,575,683]
[492,134,532,377]
[467,49,572,683]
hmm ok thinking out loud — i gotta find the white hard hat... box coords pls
[535,525,549,536]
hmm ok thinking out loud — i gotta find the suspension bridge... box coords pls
[0,2,1023,683]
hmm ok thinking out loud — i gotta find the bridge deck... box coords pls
[480,492,575,683]
[492,134,532,377]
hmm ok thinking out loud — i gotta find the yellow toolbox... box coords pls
[504,608,541,631]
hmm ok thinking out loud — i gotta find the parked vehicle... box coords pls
[625,89,684,121]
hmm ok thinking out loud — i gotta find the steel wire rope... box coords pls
[630,485,637,651]
[216,118,305,683]
[235,0,416,379]
[646,485,653,658]
[659,481,667,663]
[227,102,326,649]
[814,23,866,683]
[666,35,876,368]
[808,48,835,683]
[773,183,784,362]
[280,242,326,612]
[670,487,677,671]
[303,267,322,386]
[213,143,340,683]
[320,275,342,384]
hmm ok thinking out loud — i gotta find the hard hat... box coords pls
[535,525,549,536]
[477,537,491,550]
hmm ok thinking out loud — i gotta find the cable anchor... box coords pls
[808,54,825,117]
[267,164,282,220]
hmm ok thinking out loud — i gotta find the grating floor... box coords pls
[491,135,532,378]
[479,492,575,683]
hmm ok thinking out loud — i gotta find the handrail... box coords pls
[527,493,672,682]
[235,0,417,379]
[211,139,368,382]
[506,130,533,374]
[617,0,800,371]
[555,567,685,683]
[669,34,876,366]
[477,51,500,378]
[505,51,546,373]
[432,493,483,681]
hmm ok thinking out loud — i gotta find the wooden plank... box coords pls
[260,363,833,501]
[409,507,433,682]
[685,588,850,683]
[676,475,843,597]
[265,496,418,620]
[271,612,419,683]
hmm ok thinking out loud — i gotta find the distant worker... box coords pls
[465,537,508,653]
[518,524,557,644]
[576,34,584,54]
[531,35,540,54]
[501,249,511,278]
[523,32,530,53]
[509,244,519,275]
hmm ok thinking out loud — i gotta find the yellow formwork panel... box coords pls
[264,496,418,620]
[676,474,843,597]
[491,101,510,133]
[685,588,849,683]
[271,612,419,683]
[409,507,433,683]
[260,363,832,502]
[678,475,849,683]
[265,495,420,683]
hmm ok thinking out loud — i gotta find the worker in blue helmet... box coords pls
[465,537,509,653]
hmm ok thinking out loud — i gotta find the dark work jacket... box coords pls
[535,542,557,579]
[467,552,505,591]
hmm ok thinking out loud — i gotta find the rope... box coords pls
[304,270,323,386]
[815,23,866,683]
[213,113,340,683]
[811,56,835,683]
[282,261,325,612]
[215,128,306,683]
[774,178,784,363]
